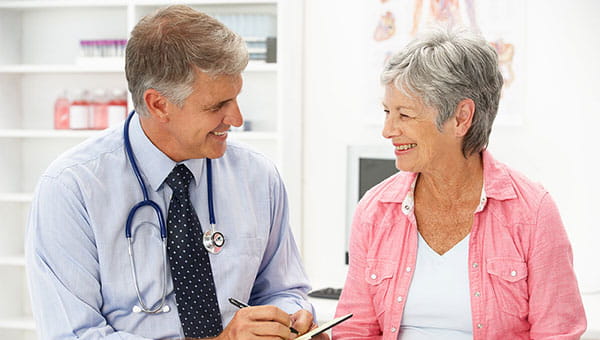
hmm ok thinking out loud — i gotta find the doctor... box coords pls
[26,5,326,340]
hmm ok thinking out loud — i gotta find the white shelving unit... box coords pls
[0,0,303,338]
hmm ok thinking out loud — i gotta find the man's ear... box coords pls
[454,98,475,137]
[143,89,170,123]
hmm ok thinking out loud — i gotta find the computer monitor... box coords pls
[345,144,398,264]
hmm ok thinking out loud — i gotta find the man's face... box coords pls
[157,70,244,162]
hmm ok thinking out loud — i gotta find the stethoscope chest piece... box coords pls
[204,227,225,254]
[124,112,226,313]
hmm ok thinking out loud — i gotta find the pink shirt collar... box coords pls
[378,150,518,208]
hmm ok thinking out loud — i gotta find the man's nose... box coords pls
[224,101,243,127]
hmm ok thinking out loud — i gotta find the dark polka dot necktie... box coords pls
[165,164,223,338]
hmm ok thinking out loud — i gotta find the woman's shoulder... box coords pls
[483,152,553,225]
[484,151,548,199]
[358,171,415,209]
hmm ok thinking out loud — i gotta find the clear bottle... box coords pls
[69,89,90,130]
[54,90,70,130]
[90,89,108,130]
[107,88,128,128]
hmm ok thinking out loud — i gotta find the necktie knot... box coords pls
[166,164,193,194]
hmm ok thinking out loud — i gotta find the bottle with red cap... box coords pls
[90,89,108,130]
[107,88,128,128]
[69,89,90,130]
[54,90,70,130]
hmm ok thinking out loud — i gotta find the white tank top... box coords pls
[399,232,473,339]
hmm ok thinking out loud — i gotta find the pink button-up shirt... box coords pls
[333,151,586,340]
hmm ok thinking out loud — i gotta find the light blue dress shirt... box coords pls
[26,115,314,339]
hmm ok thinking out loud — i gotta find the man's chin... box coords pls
[204,145,227,160]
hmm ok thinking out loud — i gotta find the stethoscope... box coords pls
[123,111,225,314]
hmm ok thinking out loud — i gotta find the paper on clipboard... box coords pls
[295,313,353,340]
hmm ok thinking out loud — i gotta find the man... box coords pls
[26,5,326,340]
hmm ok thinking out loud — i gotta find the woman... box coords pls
[333,26,586,339]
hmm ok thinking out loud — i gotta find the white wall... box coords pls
[301,0,600,295]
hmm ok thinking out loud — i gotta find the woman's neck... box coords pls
[415,152,484,205]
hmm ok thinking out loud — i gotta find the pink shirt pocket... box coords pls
[486,257,529,319]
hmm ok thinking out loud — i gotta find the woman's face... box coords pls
[381,84,460,173]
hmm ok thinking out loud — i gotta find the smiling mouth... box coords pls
[396,143,417,151]
[211,131,227,136]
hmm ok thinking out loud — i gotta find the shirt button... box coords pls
[478,323,483,329]
[391,327,397,333]
[472,262,479,268]
[474,291,481,297]
[511,270,517,277]
[371,274,377,280]
[406,266,412,272]
[397,296,403,302]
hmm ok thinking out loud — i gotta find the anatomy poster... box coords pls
[365,0,526,126]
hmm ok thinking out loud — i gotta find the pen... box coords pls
[228,297,299,335]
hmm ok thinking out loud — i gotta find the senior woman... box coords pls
[333,26,586,340]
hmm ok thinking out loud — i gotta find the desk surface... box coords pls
[310,293,600,339]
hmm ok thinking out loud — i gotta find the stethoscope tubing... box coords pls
[124,111,167,239]
[123,111,224,314]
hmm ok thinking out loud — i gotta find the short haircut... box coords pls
[125,5,249,117]
[381,25,504,157]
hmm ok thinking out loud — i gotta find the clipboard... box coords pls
[295,313,353,340]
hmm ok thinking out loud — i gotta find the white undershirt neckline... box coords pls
[398,232,473,340]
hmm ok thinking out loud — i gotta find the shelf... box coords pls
[229,131,277,140]
[0,193,33,203]
[0,3,293,339]
[0,64,123,74]
[0,129,275,140]
[0,1,128,9]
[246,61,278,72]
[0,256,26,267]
[0,317,36,331]
[0,61,276,74]
[133,0,278,6]
[0,129,101,139]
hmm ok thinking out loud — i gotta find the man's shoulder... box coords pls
[43,127,124,179]
[223,140,278,173]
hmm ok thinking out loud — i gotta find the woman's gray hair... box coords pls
[125,5,249,117]
[381,25,503,157]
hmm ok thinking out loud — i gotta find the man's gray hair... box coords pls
[381,25,504,157]
[125,5,249,117]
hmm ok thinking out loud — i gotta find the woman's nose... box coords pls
[382,115,400,139]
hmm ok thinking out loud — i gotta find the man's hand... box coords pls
[215,305,295,340]
[289,309,330,340]
[184,307,330,340]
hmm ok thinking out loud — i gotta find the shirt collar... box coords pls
[379,171,418,204]
[378,150,516,215]
[128,113,205,192]
[481,150,517,201]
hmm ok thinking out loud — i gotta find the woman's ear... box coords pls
[143,89,170,123]
[454,98,476,137]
